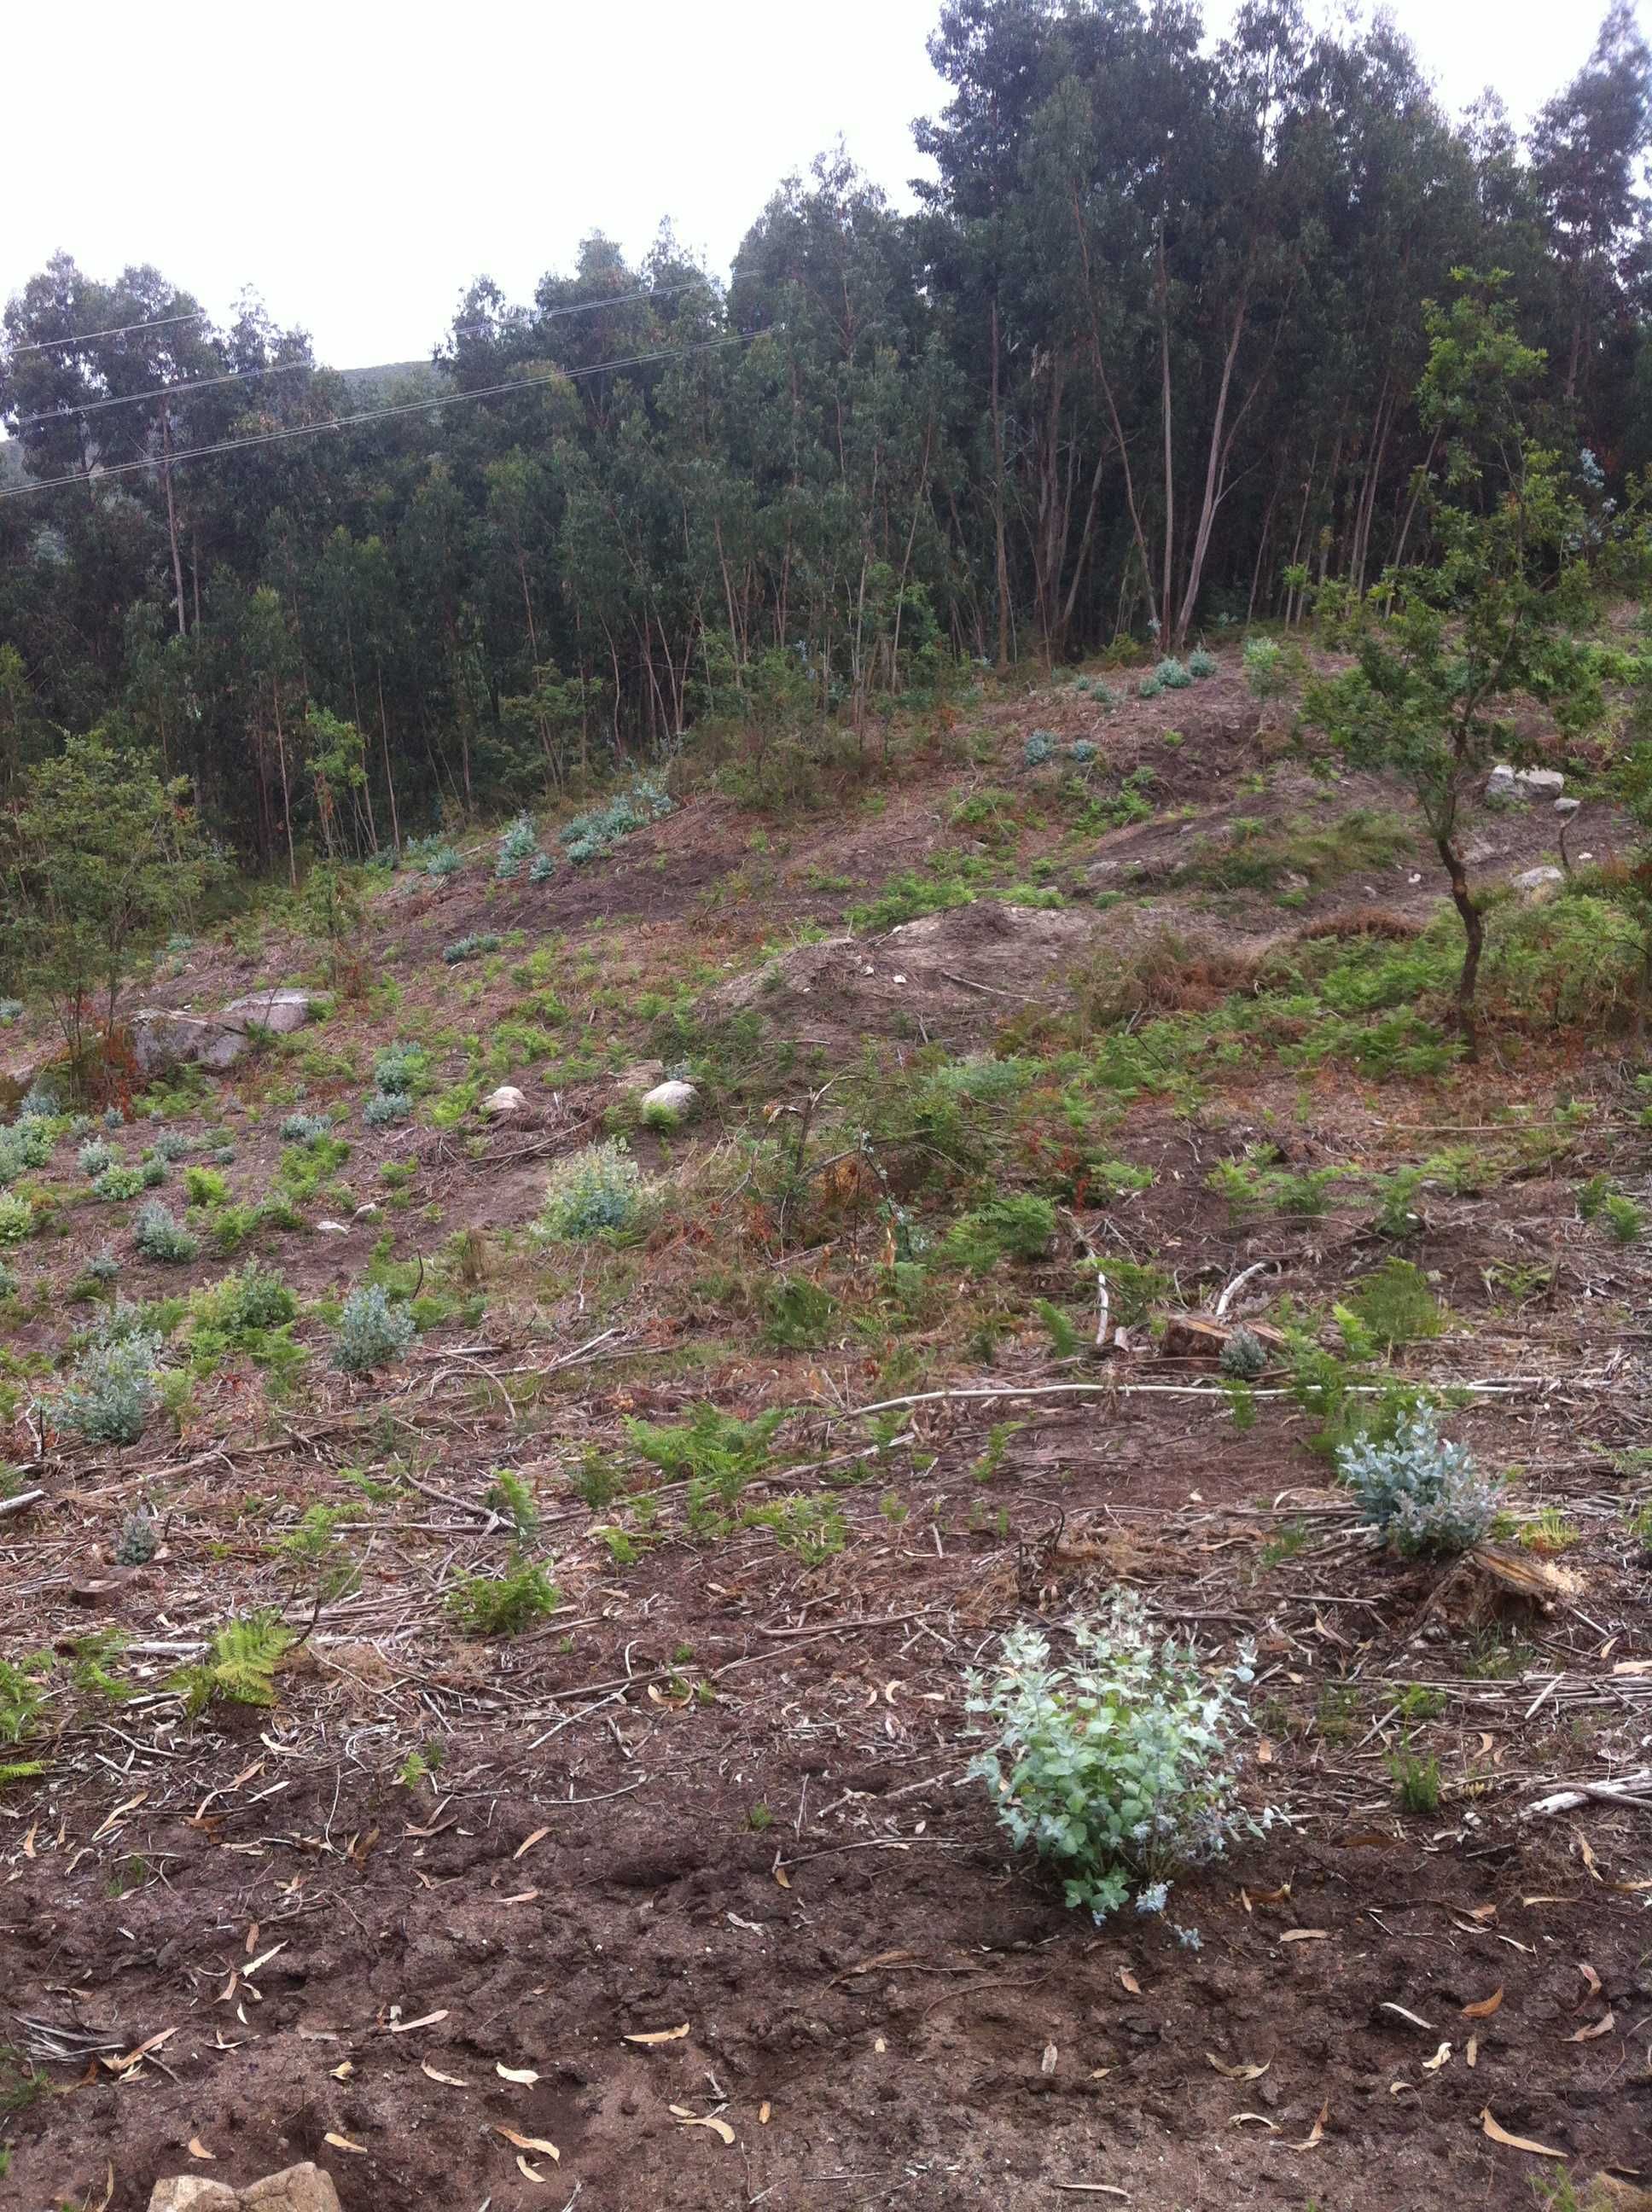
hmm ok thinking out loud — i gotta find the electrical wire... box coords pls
[4,280,712,431]
[5,309,204,357]
[0,333,753,501]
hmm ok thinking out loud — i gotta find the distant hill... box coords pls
[337,360,445,397]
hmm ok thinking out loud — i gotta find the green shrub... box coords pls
[114,1508,159,1565]
[373,1042,429,1097]
[1154,656,1193,690]
[445,1559,559,1636]
[333,1284,416,1375]
[1242,635,1289,699]
[943,1195,1056,1271]
[443,932,503,964]
[174,1615,294,1716]
[91,1164,144,1202]
[496,815,541,881]
[966,1594,1263,1922]
[363,1088,411,1126]
[536,1138,645,1241]
[0,1195,32,1245]
[1338,1258,1443,1352]
[279,1112,332,1144]
[1337,1408,1495,1556]
[1389,1746,1442,1815]
[133,1202,198,1264]
[1219,1327,1268,1379]
[1604,1193,1644,1244]
[52,1326,162,1445]
[183,1166,230,1208]
[626,1401,785,1532]
[77,1138,114,1178]
[760,1275,837,1349]
[1188,649,1218,679]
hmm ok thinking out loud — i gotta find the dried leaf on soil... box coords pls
[1207,2055,1270,2081]
[388,2009,448,2033]
[1378,2004,1435,2034]
[421,2060,470,2087]
[625,2023,690,2045]
[1422,2043,1451,2070]
[1462,1988,1504,2018]
[1230,2113,1279,2130]
[671,2108,736,2145]
[497,2062,540,2083]
[1565,2011,1615,2042]
[1480,2110,1566,2157]
[515,1825,551,1859]
[1288,2098,1329,2150]
[1579,1961,1603,1996]
[187,2139,215,2161]
[323,2132,368,2154]
[1118,1968,1141,1994]
[496,2126,561,2160]
[1280,1928,1329,1943]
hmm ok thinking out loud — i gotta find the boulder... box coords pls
[1512,864,1564,901]
[640,1079,699,1128]
[1487,763,1565,799]
[222,988,315,1036]
[483,1085,527,1116]
[147,2184,239,2212]
[132,989,317,1075]
[132,1011,250,1075]
[240,2166,345,2212]
[1555,795,1581,818]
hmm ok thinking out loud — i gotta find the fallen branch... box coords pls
[1213,1259,1278,1319]
[1521,1771,1652,1820]
[0,1488,44,1520]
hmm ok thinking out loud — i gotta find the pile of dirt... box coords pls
[706,899,1102,1051]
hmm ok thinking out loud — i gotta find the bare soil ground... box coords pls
[2,650,1649,2212]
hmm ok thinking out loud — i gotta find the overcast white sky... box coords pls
[3,0,1637,369]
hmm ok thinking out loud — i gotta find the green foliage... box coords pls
[52,1324,162,1444]
[333,1284,416,1375]
[183,1165,230,1208]
[942,1194,1056,1271]
[132,1201,198,1263]
[966,1595,1262,1922]
[1338,1408,1496,1556]
[1603,1193,1644,1243]
[743,1494,847,1564]
[0,1194,31,1245]
[174,1615,294,1716]
[1153,656,1193,690]
[1036,1297,1081,1358]
[1242,636,1290,699]
[1336,1258,1444,1353]
[373,1041,429,1097]
[279,1111,333,1144]
[626,1401,786,1533]
[496,814,541,881]
[444,932,503,964]
[760,1274,837,1349]
[1390,1745,1443,1815]
[114,1507,159,1565]
[536,1138,645,1240]
[1219,1327,1268,1380]
[486,1469,539,1543]
[444,1559,560,1636]
[558,777,672,863]
[0,734,224,1080]
[1187,649,1218,679]
[275,1505,362,1601]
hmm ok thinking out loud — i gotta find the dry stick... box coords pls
[0,1489,44,1520]
[1213,1258,1278,1319]
[834,1377,1571,1423]
[1521,1772,1652,1819]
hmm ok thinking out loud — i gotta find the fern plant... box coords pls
[174,1615,294,1717]
[445,1559,559,1636]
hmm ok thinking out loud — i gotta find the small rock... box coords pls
[1555,795,1581,818]
[147,2184,239,2212]
[639,1079,699,1129]
[1517,767,1566,796]
[351,1202,380,1221]
[240,2169,345,2212]
[317,1220,351,1237]
[482,1085,527,1115]
[1512,864,1564,901]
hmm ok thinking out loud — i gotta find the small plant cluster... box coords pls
[1219,1327,1268,1380]
[943,1194,1056,1272]
[536,1137,645,1241]
[279,1110,333,1144]
[966,1594,1264,1923]
[496,815,549,881]
[1242,635,1289,699]
[363,1039,426,1125]
[443,932,503,964]
[175,1615,294,1716]
[1068,676,1115,707]
[0,998,21,1025]
[1023,730,1057,769]
[333,1284,416,1375]
[0,1115,55,1186]
[1337,1407,1497,1556]
[53,1309,165,1445]
[1578,1173,1644,1244]
[0,1193,32,1245]
[559,777,672,864]
[406,833,462,878]
[133,1201,198,1264]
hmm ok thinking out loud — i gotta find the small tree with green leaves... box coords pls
[1305,276,1606,1057]
[0,735,222,1087]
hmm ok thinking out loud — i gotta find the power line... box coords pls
[6,309,204,358]
[11,358,314,429]
[0,334,753,502]
[5,280,713,433]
